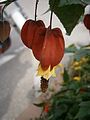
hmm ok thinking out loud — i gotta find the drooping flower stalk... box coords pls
[49,0,56,29]
[35,0,39,21]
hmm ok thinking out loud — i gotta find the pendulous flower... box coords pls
[21,19,45,48]
[32,27,65,71]
[83,14,90,30]
[0,21,11,42]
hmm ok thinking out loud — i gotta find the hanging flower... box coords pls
[21,19,45,48]
[0,21,11,42]
[37,64,56,79]
[32,27,65,71]
[83,14,90,30]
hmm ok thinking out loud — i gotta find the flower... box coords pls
[21,19,45,48]
[37,64,56,79]
[21,20,65,79]
[0,21,11,42]
[32,27,65,71]
[73,76,81,81]
[83,14,90,30]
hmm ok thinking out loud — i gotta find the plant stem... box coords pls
[35,0,39,21]
[50,10,53,29]
[49,0,56,29]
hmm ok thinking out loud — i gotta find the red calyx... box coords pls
[83,14,90,30]
[21,20,45,48]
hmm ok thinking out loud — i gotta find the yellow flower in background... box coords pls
[73,76,81,81]
[72,61,80,66]
[74,66,81,70]
[80,57,88,63]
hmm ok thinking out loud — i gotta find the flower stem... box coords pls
[49,0,56,29]
[50,10,53,29]
[35,0,39,21]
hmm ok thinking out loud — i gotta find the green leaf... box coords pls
[49,0,85,34]
[83,0,90,4]
[63,68,70,82]
[75,101,90,119]
[54,104,68,118]
[79,101,90,107]
[75,48,90,60]
[65,44,77,53]
[55,4,84,35]
[58,0,82,6]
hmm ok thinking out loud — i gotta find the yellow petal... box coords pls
[37,64,56,79]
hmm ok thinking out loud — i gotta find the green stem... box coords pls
[35,0,39,21]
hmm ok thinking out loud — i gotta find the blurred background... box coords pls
[0,0,90,120]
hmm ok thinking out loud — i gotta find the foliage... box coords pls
[49,0,85,35]
[36,45,90,120]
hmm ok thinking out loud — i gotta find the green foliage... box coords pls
[49,0,85,35]
[37,45,90,120]
[65,44,77,53]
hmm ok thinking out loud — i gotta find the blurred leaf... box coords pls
[75,48,90,60]
[65,44,77,53]
[83,0,90,4]
[63,68,70,82]
[75,101,90,119]
[54,104,68,118]
[79,101,90,107]
[49,0,84,34]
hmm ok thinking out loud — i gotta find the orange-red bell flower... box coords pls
[32,27,47,61]
[83,14,90,30]
[32,27,65,70]
[21,20,45,48]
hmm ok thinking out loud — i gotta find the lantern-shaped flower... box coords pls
[32,27,65,71]
[21,20,45,48]
[83,5,90,30]
[83,14,90,30]
[0,21,11,42]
